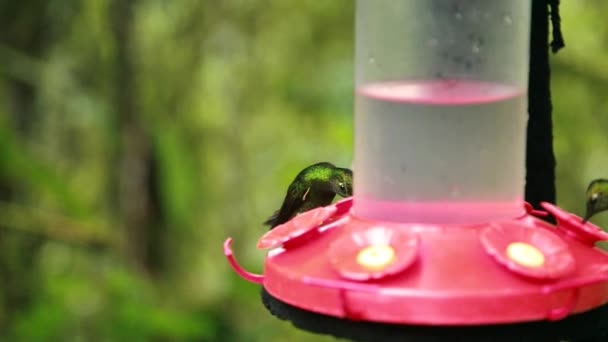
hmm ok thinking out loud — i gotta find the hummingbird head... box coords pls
[331,167,353,198]
[583,178,608,223]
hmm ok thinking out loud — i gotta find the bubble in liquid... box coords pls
[454,12,463,21]
[450,184,462,198]
[503,15,512,25]
[470,36,483,54]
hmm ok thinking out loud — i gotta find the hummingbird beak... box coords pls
[582,206,593,223]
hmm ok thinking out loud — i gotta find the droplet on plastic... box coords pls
[450,185,461,198]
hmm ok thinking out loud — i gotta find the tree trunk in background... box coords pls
[0,0,48,330]
[110,0,165,276]
[525,0,557,222]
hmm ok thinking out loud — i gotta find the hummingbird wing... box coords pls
[263,183,309,228]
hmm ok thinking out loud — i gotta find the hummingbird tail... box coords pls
[263,211,280,228]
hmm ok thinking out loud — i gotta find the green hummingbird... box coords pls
[583,178,608,223]
[264,162,353,229]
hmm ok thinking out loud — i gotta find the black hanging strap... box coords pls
[548,0,565,53]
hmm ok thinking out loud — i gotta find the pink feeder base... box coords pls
[224,198,608,326]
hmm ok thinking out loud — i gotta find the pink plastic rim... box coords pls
[541,201,608,245]
[257,205,608,324]
[257,205,338,249]
[481,223,576,280]
[357,79,524,105]
[334,197,353,216]
[524,202,549,217]
[223,238,264,284]
[328,225,419,281]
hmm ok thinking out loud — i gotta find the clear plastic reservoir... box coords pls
[353,0,531,224]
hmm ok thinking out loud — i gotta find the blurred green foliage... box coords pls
[0,0,606,341]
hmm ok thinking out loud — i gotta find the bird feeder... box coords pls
[224,1,608,341]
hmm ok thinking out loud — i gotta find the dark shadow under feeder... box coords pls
[260,287,608,342]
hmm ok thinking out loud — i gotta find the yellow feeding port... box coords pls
[357,244,396,270]
[506,242,545,268]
